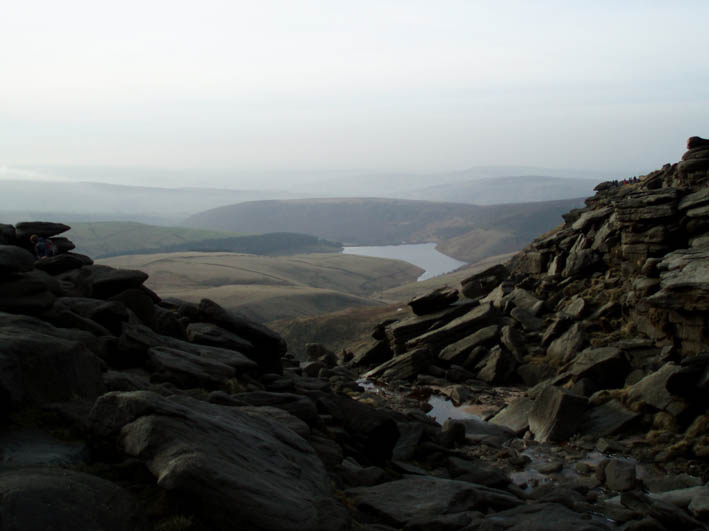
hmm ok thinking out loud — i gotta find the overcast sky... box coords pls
[1,0,707,187]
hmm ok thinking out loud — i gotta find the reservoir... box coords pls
[342,242,467,281]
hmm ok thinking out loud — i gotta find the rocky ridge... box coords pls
[343,138,709,528]
[1,138,709,530]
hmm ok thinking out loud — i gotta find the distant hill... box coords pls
[0,180,296,225]
[99,251,422,322]
[67,222,341,258]
[183,197,584,261]
[400,176,599,205]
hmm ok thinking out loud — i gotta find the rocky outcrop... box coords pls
[347,138,709,529]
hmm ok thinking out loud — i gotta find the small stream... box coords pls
[356,378,630,492]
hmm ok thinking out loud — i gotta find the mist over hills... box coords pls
[400,175,599,205]
[0,165,607,226]
[0,179,296,225]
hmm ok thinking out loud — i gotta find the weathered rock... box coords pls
[0,273,56,313]
[477,502,613,531]
[186,322,255,353]
[147,346,239,388]
[500,325,526,360]
[386,302,477,353]
[446,456,511,488]
[489,397,534,435]
[627,362,687,416]
[0,317,105,410]
[363,348,434,381]
[14,221,70,239]
[55,296,129,335]
[438,325,499,364]
[572,207,613,232]
[515,251,546,274]
[0,467,144,531]
[505,287,544,315]
[118,322,260,371]
[195,298,286,373]
[481,281,514,309]
[0,223,16,244]
[408,287,459,315]
[392,422,426,461]
[350,338,394,367]
[528,386,588,442]
[688,489,709,519]
[89,391,348,531]
[476,346,517,384]
[406,303,495,351]
[605,459,637,491]
[235,391,319,425]
[579,400,639,438]
[563,248,602,277]
[455,417,516,445]
[569,347,629,389]
[33,252,94,275]
[647,246,709,312]
[460,264,508,299]
[337,458,391,488]
[510,307,545,331]
[546,322,586,366]
[0,244,35,274]
[347,476,520,527]
[620,490,704,530]
[687,136,709,149]
[333,396,399,465]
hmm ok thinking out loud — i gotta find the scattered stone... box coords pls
[528,386,588,442]
[408,287,459,315]
[489,397,534,435]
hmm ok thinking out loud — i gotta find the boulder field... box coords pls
[1,138,709,530]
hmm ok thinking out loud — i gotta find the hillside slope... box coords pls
[67,221,340,258]
[184,197,584,256]
[99,251,423,322]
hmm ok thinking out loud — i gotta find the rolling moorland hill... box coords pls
[183,196,585,261]
[66,221,341,258]
[99,251,423,322]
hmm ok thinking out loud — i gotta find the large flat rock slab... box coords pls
[0,467,144,531]
[346,476,520,527]
[89,391,348,531]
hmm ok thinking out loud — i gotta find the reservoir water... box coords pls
[342,242,467,281]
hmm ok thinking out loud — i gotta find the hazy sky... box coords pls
[1,0,707,186]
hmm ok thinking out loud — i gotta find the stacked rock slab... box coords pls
[354,137,709,467]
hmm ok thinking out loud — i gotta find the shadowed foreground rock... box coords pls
[90,391,349,531]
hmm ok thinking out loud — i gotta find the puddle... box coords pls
[357,379,482,424]
[0,428,86,469]
[427,395,483,423]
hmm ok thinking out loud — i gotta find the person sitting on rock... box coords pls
[30,234,54,259]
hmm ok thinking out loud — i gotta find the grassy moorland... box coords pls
[67,221,341,258]
[99,251,423,322]
[183,196,582,260]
